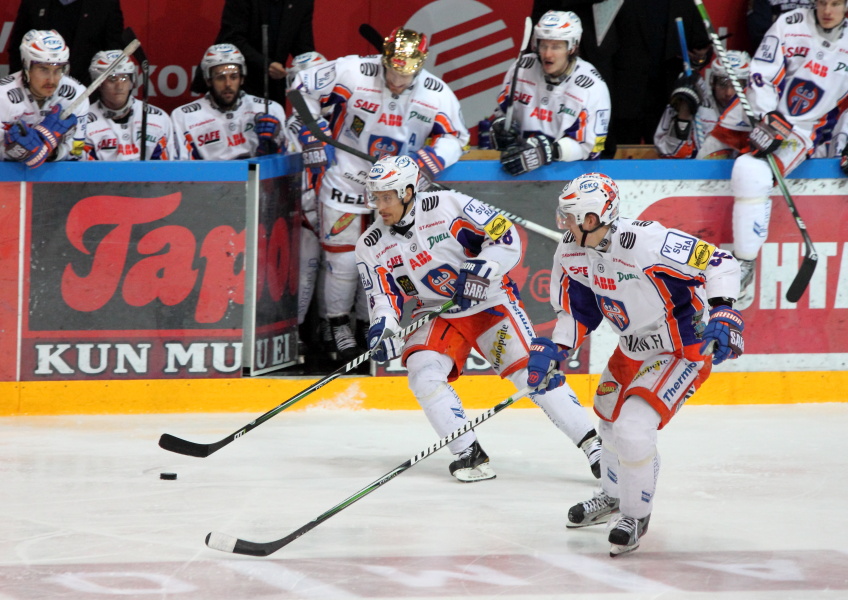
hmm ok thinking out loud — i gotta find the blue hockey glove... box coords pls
[33,104,77,151]
[298,121,336,175]
[452,259,497,311]
[254,113,281,155]
[412,146,445,191]
[5,122,51,168]
[700,307,745,365]
[367,316,403,363]
[527,337,567,394]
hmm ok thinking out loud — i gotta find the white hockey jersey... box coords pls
[84,98,176,161]
[654,70,725,158]
[493,55,610,160]
[713,8,848,152]
[355,189,521,325]
[550,219,740,361]
[292,54,470,215]
[0,71,88,162]
[171,91,286,160]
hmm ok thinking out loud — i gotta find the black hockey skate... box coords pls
[580,434,602,479]
[608,514,651,557]
[567,489,620,528]
[449,441,496,483]
[328,315,361,362]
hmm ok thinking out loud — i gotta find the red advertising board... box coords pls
[0,181,20,382]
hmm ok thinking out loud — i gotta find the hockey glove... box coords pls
[298,121,336,175]
[33,105,77,152]
[452,259,498,311]
[254,113,281,155]
[4,122,51,167]
[527,337,567,394]
[500,135,554,176]
[366,316,403,363]
[669,72,703,116]
[413,146,445,191]
[700,307,745,365]
[488,116,521,150]
[840,143,848,177]
[670,117,693,141]
[749,111,792,158]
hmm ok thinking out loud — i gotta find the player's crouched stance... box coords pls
[354,156,602,483]
[528,173,744,556]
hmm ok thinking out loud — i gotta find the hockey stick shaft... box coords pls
[286,89,562,243]
[61,38,140,120]
[358,24,384,52]
[262,24,270,113]
[124,28,149,161]
[693,0,817,303]
[205,384,534,556]
[158,300,455,457]
[674,17,706,146]
[503,17,533,131]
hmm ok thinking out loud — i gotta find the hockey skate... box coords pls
[735,257,756,311]
[580,435,602,479]
[328,315,361,362]
[449,441,496,483]
[608,513,651,557]
[318,318,337,360]
[567,489,620,528]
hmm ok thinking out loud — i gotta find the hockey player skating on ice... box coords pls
[0,30,87,167]
[654,51,751,158]
[171,44,286,160]
[290,28,469,362]
[354,156,602,483]
[486,11,610,175]
[696,0,848,309]
[84,50,177,161]
[527,173,744,555]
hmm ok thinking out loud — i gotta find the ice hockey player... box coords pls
[0,29,87,167]
[486,10,610,175]
[84,50,176,161]
[654,51,751,158]
[696,0,848,309]
[527,173,743,556]
[171,44,286,160]
[290,28,469,362]
[354,155,602,483]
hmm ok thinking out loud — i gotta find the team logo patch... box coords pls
[596,380,618,396]
[330,212,357,236]
[357,262,374,291]
[421,264,458,297]
[687,240,715,270]
[786,78,823,116]
[598,295,630,331]
[661,232,697,265]
[462,199,496,226]
[351,115,365,137]
[484,215,512,241]
[395,275,418,296]
[367,134,402,157]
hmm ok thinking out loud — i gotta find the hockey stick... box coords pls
[261,24,270,113]
[123,28,148,161]
[206,384,535,556]
[693,0,817,303]
[504,16,533,131]
[286,89,562,243]
[60,38,140,120]
[674,17,706,147]
[358,23,384,53]
[158,300,455,457]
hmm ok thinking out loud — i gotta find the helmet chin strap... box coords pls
[577,222,602,247]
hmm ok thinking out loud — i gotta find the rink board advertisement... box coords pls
[21,180,247,381]
[0,182,20,382]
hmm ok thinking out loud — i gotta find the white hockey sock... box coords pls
[509,369,595,445]
[732,197,772,261]
[612,398,661,519]
[598,419,620,499]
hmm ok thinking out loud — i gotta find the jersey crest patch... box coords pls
[462,199,496,226]
[395,275,418,296]
[421,264,459,297]
[661,232,698,266]
[484,215,512,241]
[687,240,716,270]
[786,78,823,116]
[598,295,630,331]
[368,135,402,157]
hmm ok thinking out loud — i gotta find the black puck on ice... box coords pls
[160,472,177,480]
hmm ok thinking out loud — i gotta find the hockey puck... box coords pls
[160,472,177,480]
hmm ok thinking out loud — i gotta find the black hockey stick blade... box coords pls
[205,385,534,556]
[359,24,384,52]
[785,254,817,303]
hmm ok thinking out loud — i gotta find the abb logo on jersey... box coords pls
[594,275,616,290]
[409,251,433,269]
[378,114,403,126]
[530,107,553,122]
[804,60,828,77]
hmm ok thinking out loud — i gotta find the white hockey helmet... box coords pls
[365,155,419,208]
[286,51,327,89]
[534,11,582,51]
[201,43,247,80]
[20,29,70,74]
[556,173,620,230]
[89,49,137,84]
[382,28,428,76]
[709,50,751,86]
